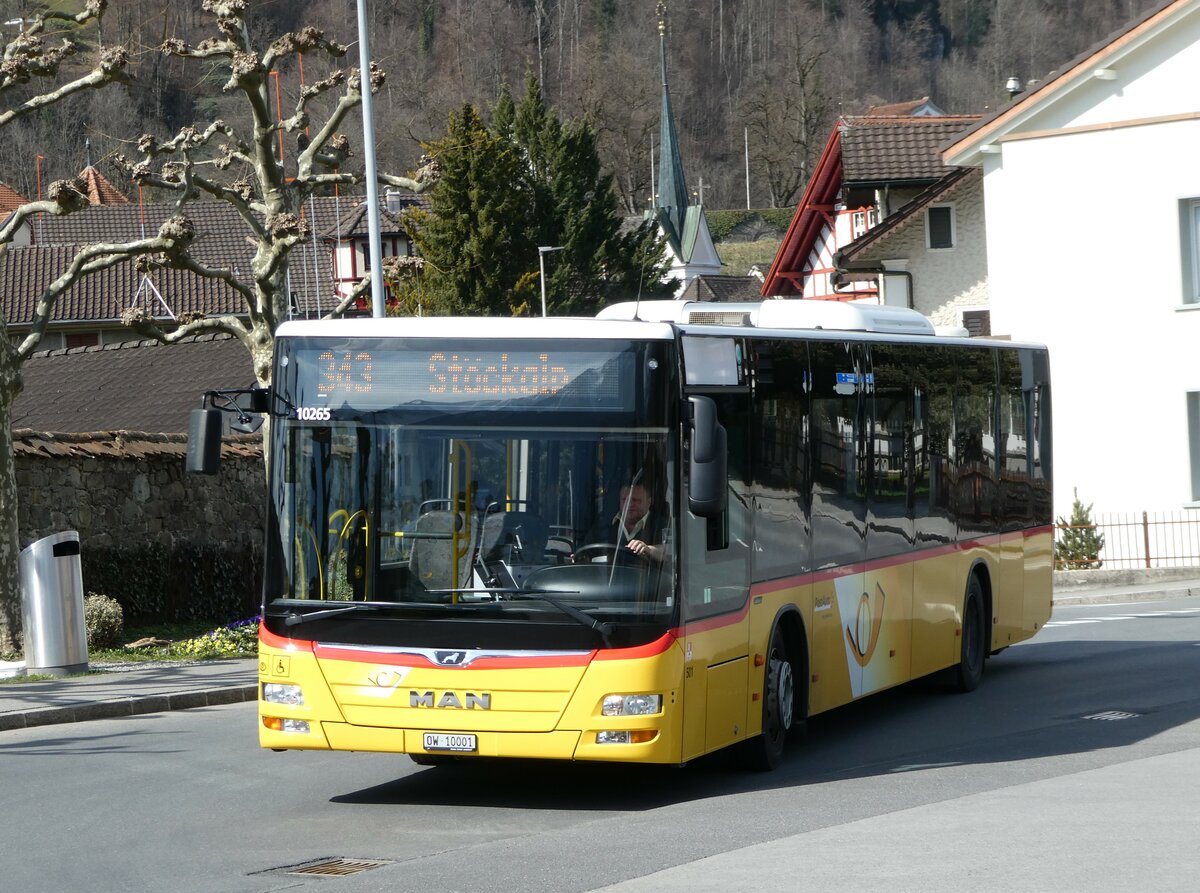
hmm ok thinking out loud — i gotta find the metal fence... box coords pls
[1055,512,1200,569]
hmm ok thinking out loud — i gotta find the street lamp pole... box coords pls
[355,0,386,319]
[538,246,564,317]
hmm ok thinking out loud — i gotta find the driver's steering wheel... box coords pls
[572,542,622,564]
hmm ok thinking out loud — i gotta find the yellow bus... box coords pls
[227,300,1051,770]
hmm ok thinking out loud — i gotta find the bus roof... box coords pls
[275,316,677,341]
[598,298,936,336]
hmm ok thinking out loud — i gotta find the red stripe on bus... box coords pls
[593,631,679,660]
[259,623,314,651]
[751,525,1054,595]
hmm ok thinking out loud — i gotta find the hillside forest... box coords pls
[0,0,1162,213]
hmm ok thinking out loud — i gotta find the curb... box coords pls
[0,684,258,732]
[1052,584,1200,607]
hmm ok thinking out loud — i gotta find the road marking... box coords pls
[1047,609,1200,628]
[889,761,962,773]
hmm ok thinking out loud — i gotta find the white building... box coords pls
[944,0,1200,518]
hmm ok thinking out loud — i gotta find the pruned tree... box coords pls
[113,0,437,386]
[0,2,200,651]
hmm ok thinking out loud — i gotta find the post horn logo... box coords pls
[845,582,886,668]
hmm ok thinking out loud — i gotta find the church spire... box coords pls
[656,2,689,244]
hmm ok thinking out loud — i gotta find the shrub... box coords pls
[83,542,262,625]
[83,592,125,650]
[1055,488,1106,569]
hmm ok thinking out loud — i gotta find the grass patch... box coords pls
[1,617,261,668]
[718,239,780,277]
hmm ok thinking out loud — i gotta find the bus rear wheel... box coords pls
[953,574,987,693]
[742,625,794,771]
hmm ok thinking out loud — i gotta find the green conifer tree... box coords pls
[398,75,670,317]
[1054,488,1106,570]
[511,72,671,316]
[400,103,537,316]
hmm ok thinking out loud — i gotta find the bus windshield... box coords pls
[263,336,679,650]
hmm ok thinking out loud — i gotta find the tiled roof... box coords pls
[12,430,261,460]
[865,97,946,117]
[0,182,28,214]
[78,167,129,204]
[32,194,420,264]
[839,116,980,183]
[837,167,980,265]
[12,334,257,434]
[678,275,764,303]
[0,245,246,326]
[5,193,428,326]
[321,195,424,238]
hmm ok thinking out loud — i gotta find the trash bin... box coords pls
[19,531,88,676]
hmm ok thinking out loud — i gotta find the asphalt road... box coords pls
[2,596,1197,893]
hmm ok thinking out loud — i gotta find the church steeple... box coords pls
[647,1,722,294]
[656,2,689,245]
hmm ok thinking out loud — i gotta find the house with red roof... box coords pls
[1,191,423,351]
[761,109,979,310]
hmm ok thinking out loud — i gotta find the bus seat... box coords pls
[409,510,475,592]
[479,511,549,563]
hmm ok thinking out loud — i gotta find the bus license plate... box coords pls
[422,732,477,753]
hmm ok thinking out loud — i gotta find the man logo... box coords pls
[435,651,466,666]
[410,690,492,710]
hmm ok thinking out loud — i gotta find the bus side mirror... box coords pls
[688,395,727,517]
[186,408,224,475]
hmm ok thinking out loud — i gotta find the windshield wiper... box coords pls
[282,603,393,626]
[425,587,614,644]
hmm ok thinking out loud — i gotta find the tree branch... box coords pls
[17,216,197,360]
[0,47,131,127]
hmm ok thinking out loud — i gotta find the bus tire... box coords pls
[742,624,795,771]
[953,574,987,693]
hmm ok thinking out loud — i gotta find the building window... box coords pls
[64,332,100,350]
[1189,392,1200,501]
[927,205,955,249]
[850,207,878,240]
[1181,199,1200,304]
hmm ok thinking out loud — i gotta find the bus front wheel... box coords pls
[742,624,794,771]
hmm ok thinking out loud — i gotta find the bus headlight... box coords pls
[602,694,662,716]
[262,683,305,706]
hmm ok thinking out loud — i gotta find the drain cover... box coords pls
[259,857,393,878]
[1082,710,1141,721]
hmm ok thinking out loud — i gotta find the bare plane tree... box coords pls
[114,0,437,385]
[0,2,204,650]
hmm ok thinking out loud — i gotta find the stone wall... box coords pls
[14,431,265,622]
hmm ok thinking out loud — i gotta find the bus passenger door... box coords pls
[679,390,751,762]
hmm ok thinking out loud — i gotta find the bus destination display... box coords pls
[294,345,632,410]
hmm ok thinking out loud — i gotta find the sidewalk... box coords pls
[0,657,257,732]
[1,573,1197,733]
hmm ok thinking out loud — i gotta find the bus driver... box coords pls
[583,481,667,563]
